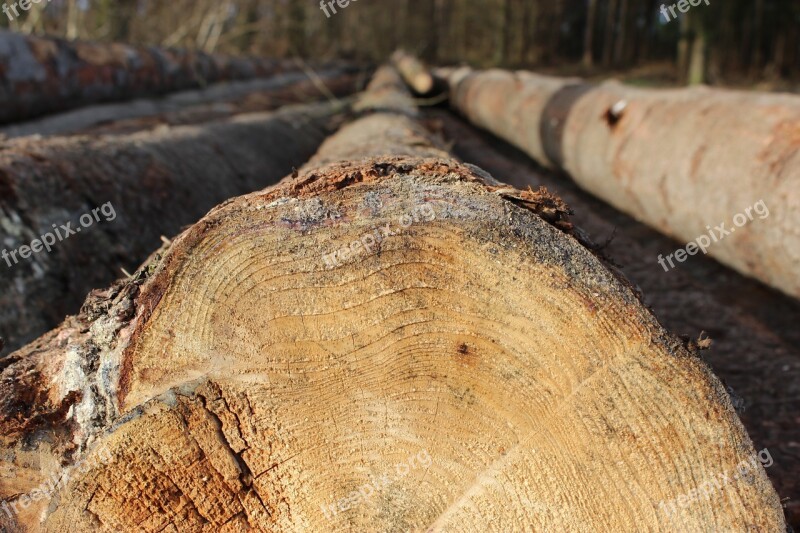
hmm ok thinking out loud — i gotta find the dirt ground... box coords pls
[429,109,800,529]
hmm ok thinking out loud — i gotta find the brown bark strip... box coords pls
[0,66,785,532]
[442,67,800,300]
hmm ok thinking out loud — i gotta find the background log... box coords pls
[0,31,347,124]
[390,50,436,96]
[432,104,800,527]
[0,66,784,532]
[0,66,367,138]
[442,67,800,300]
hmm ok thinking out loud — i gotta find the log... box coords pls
[0,30,323,124]
[442,67,800,300]
[73,71,362,137]
[0,66,785,532]
[0,99,348,353]
[432,105,800,528]
[0,67,365,138]
[390,50,436,95]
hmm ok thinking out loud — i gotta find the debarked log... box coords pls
[0,66,785,532]
[441,67,800,300]
[0,67,365,138]
[390,50,436,96]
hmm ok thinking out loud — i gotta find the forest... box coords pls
[1,0,797,88]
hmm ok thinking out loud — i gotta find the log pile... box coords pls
[0,31,349,124]
[0,61,786,532]
[0,74,361,352]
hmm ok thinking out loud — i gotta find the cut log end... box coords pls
[0,157,784,531]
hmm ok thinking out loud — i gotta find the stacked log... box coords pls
[0,31,348,124]
[442,68,800,300]
[0,65,784,532]
[0,67,365,138]
[390,50,435,95]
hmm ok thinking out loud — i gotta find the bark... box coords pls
[751,0,765,77]
[612,0,628,66]
[442,67,800,299]
[677,15,691,83]
[0,66,784,532]
[0,98,351,353]
[582,0,598,68]
[0,67,363,138]
[106,0,137,42]
[287,0,307,57]
[406,0,438,62]
[500,0,513,64]
[602,0,618,67]
[0,31,290,125]
[520,0,536,64]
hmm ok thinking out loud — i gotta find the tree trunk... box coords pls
[427,0,439,63]
[636,0,659,64]
[500,0,514,64]
[602,0,618,67]
[65,0,80,40]
[287,0,307,57]
[442,66,800,300]
[520,0,536,64]
[582,0,598,68]
[687,15,707,85]
[751,0,765,78]
[0,31,286,125]
[677,15,691,83]
[0,89,356,353]
[406,0,438,62]
[107,0,137,42]
[612,0,628,67]
[549,0,565,65]
[0,65,785,532]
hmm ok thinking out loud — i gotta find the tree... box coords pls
[582,0,598,68]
